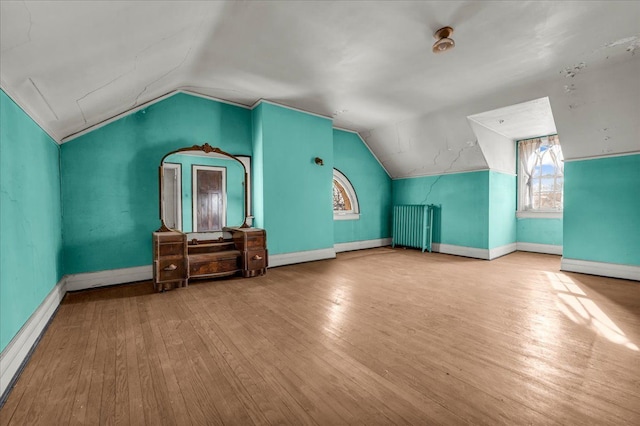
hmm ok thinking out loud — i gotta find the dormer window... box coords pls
[517,135,564,218]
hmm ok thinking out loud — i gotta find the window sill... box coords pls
[516,211,562,219]
[334,213,360,221]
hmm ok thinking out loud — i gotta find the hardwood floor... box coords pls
[1,248,639,425]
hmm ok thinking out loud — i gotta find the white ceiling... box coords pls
[2,1,639,177]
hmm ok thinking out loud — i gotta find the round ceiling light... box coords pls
[432,26,455,54]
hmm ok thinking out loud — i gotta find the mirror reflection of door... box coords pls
[193,165,226,231]
[162,163,182,230]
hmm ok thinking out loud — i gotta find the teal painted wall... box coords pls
[564,154,640,266]
[254,103,334,254]
[392,171,490,249]
[333,130,391,243]
[488,171,516,249]
[0,90,63,352]
[61,93,252,274]
[165,153,246,232]
[251,104,264,229]
[517,218,563,246]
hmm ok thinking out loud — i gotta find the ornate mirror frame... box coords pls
[157,143,250,232]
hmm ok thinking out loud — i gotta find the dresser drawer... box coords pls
[247,233,265,250]
[246,249,267,270]
[155,232,185,243]
[246,233,265,249]
[158,242,185,256]
[189,252,240,276]
[155,259,186,282]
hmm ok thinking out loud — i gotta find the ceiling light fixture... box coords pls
[432,26,455,54]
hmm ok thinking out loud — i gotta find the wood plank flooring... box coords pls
[1,249,639,425]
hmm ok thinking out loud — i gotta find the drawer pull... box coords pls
[163,264,178,271]
[252,254,263,261]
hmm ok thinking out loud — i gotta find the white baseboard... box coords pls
[431,243,490,260]
[1,277,67,399]
[430,243,518,261]
[334,238,392,253]
[268,248,336,268]
[561,258,640,281]
[489,243,517,260]
[517,242,563,255]
[65,265,152,292]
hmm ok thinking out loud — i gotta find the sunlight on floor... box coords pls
[325,279,352,332]
[546,271,638,351]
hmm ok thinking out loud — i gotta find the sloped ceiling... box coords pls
[1,1,639,178]
[468,97,557,142]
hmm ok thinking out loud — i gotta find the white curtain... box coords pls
[519,138,542,210]
[546,135,563,210]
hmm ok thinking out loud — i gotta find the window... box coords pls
[517,135,564,217]
[333,169,359,220]
[162,163,182,230]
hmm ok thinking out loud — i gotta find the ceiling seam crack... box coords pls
[131,25,201,108]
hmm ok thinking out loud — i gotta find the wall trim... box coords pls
[516,211,562,219]
[62,89,343,145]
[489,243,517,260]
[334,238,392,253]
[333,213,360,221]
[65,265,152,292]
[517,242,563,255]
[564,151,639,162]
[177,87,253,109]
[333,126,391,177]
[488,169,517,176]
[60,88,256,144]
[0,81,61,144]
[393,168,490,180]
[0,277,67,402]
[61,90,183,143]
[341,131,392,178]
[561,258,640,281]
[332,125,360,134]
[250,99,333,121]
[431,243,490,260]
[268,248,336,268]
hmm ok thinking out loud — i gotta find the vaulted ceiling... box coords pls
[2,1,639,178]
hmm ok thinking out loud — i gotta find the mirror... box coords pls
[158,144,250,232]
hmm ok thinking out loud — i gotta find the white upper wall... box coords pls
[467,120,515,175]
[367,56,640,178]
[552,56,640,160]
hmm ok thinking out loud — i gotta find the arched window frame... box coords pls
[333,169,360,221]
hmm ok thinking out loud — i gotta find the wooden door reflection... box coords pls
[195,168,224,231]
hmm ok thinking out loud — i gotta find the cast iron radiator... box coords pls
[392,204,435,253]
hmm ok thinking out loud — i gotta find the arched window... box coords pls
[517,135,564,217]
[333,169,359,220]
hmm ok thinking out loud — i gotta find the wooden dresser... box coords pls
[152,231,188,292]
[152,228,267,292]
[226,227,268,277]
